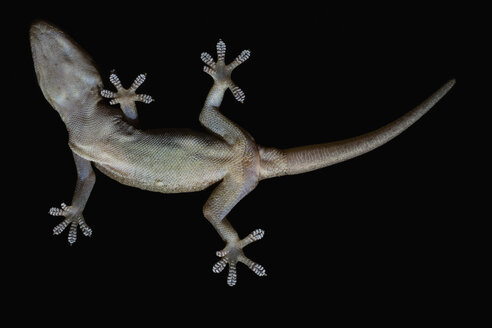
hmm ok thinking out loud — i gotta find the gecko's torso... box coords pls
[67,105,236,193]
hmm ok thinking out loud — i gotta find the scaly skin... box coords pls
[30,20,455,286]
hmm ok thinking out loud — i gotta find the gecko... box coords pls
[30,20,455,286]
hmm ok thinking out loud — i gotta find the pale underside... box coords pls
[30,20,455,286]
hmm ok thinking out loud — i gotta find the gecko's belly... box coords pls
[91,129,233,193]
[94,158,227,193]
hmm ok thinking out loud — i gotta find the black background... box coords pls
[7,2,485,325]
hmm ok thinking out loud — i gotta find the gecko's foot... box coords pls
[201,39,250,103]
[101,72,154,105]
[48,203,92,245]
[212,229,266,286]
[101,72,154,120]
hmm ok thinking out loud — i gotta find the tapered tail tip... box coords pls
[433,78,456,100]
[446,78,456,90]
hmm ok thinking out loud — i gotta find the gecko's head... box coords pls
[30,20,103,119]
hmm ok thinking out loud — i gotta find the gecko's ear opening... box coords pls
[30,20,103,116]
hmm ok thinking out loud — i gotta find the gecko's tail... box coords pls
[258,79,455,180]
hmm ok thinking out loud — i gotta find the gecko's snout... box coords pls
[29,20,66,74]
[30,19,50,35]
[29,20,61,45]
[29,20,78,61]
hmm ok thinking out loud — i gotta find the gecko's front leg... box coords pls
[48,152,95,244]
[101,72,154,126]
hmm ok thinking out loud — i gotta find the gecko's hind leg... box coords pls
[199,40,252,144]
[200,39,263,286]
[203,175,266,286]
